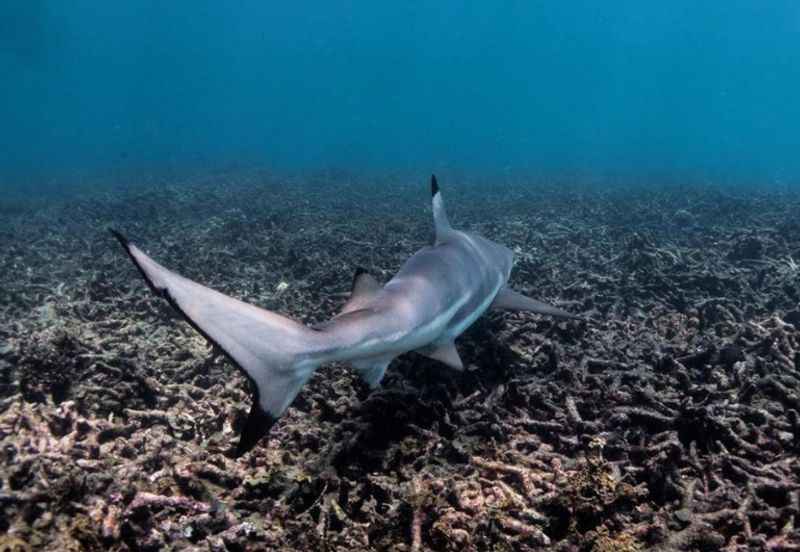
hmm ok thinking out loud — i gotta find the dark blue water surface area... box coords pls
[2,2,799,192]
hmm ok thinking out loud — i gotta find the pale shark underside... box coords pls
[111,176,583,456]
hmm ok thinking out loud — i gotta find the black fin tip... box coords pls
[431,174,439,196]
[352,266,370,288]
[108,228,277,458]
[109,228,130,248]
[235,402,276,457]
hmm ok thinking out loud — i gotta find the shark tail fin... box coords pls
[431,174,454,244]
[492,286,586,321]
[110,230,323,457]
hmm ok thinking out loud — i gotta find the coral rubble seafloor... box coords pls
[0,172,799,551]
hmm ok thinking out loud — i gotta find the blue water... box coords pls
[2,2,799,189]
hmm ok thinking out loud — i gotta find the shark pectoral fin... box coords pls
[491,286,585,321]
[352,355,394,388]
[340,268,381,315]
[416,341,464,371]
[110,230,321,457]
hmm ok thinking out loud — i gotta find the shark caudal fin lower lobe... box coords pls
[111,230,323,457]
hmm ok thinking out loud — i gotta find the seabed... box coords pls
[1,170,799,550]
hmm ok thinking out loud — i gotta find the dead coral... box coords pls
[1,173,799,550]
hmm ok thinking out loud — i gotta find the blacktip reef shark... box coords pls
[111,176,584,457]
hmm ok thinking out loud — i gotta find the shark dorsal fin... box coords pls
[351,267,380,295]
[340,268,381,315]
[431,174,454,244]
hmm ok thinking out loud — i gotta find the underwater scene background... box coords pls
[1,2,799,550]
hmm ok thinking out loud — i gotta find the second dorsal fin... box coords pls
[341,267,381,315]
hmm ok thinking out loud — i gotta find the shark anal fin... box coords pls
[341,268,381,315]
[492,286,584,321]
[416,341,464,371]
[352,355,393,388]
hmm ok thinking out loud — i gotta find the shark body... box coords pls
[112,176,582,456]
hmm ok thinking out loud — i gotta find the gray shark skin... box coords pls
[111,176,584,456]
